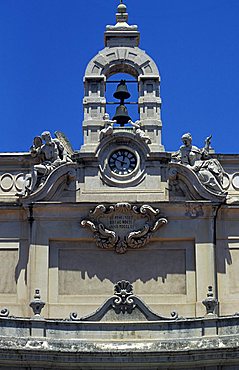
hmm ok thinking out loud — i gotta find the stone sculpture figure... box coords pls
[129,120,151,144]
[171,133,225,194]
[19,131,70,196]
[99,114,115,141]
[29,131,69,193]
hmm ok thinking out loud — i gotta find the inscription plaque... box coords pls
[81,203,168,254]
[109,215,133,229]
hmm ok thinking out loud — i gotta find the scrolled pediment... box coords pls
[168,162,227,202]
[69,280,178,322]
[19,163,77,204]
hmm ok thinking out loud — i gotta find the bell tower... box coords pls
[81,1,164,153]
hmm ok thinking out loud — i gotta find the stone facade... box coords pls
[0,2,239,369]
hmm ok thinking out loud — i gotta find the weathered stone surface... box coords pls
[0,315,238,368]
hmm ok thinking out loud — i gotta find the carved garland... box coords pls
[81,203,168,254]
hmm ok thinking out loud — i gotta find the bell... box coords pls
[113,104,131,126]
[113,80,131,101]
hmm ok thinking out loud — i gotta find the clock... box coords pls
[109,149,137,175]
[98,136,147,187]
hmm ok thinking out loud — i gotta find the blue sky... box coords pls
[0,0,239,153]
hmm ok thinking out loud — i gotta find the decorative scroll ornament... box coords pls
[69,280,178,322]
[0,308,9,318]
[81,203,168,254]
[168,163,227,202]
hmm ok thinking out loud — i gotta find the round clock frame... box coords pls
[98,135,148,187]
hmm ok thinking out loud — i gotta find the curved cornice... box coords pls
[168,162,227,202]
[19,163,77,204]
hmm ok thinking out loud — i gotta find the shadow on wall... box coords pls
[47,240,195,296]
[58,248,187,283]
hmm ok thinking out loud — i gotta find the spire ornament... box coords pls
[105,1,139,47]
[116,0,128,24]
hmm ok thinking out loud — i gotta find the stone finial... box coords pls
[106,0,138,31]
[202,286,218,316]
[104,2,139,48]
[116,1,128,24]
[29,289,45,318]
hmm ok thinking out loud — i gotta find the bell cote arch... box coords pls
[81,2,164,152]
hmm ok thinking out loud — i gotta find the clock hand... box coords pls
[116,159,125,164]
[116,157,129,165]
[121,155,129,165]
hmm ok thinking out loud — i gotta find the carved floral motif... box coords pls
[81,203,168,254]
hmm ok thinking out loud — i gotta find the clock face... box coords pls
[109,149,137,175]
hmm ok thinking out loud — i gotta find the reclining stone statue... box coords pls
[171,133,225,194]
[19,131,72,196]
